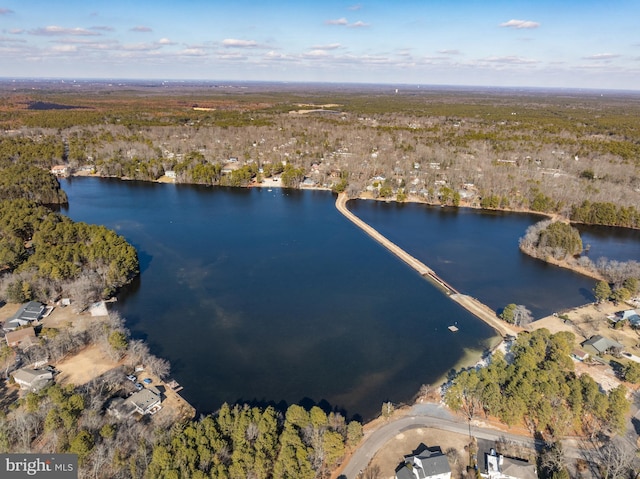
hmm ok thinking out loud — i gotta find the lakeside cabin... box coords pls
[2,301,45,332]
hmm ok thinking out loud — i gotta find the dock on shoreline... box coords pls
[335,193,521,338]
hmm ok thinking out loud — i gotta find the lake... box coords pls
[59,178,635,419]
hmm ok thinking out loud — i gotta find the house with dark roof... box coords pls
[11,367,53,391]
[2,301,45,331]
[395,443,451,479]
[581,335,624,356]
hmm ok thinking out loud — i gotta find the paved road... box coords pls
[339,403,586,479]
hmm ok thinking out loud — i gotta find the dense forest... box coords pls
[0,163,67,205]
[0,198,138,305]
[146,403,362,479]
[1,83,640,228]
[444,328,629,439]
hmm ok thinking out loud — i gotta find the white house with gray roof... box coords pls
[395,444,451,479]
[3,301,45,331]
[12,367,53,391]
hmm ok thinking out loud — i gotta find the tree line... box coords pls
[147,402,362,479]
[444,329,630,439]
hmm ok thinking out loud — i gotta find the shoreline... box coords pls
[68,174,620,416]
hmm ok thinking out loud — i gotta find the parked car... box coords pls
[134,383,143,391]
[142,378,152,384]
[126,375,136,382]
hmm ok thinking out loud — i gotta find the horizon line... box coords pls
[1,76,639,95]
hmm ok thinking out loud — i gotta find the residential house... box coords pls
[3,301,45,331]
[395,443,451,479]
[301,177,317,187]
[483,449,536,479]
[51,165,69,177]
[610,309,640,327]
[12,368,53,391]
[581,335,624,356]
[5,327,37,349]
[570,349,589,362]
[126,388,162,415]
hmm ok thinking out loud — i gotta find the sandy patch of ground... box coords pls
[253,177,283,188]
[42,305,99,331]
[156,175,176,183]
[574,361,621,392]
[55,343,120,386]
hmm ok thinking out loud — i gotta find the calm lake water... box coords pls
[59,178,637,419]
[349,202,603,319]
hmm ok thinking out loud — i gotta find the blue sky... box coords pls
[1,0,639,90]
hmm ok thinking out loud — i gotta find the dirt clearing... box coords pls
[54,343,121,386]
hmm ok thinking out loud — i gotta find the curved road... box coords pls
[340,403,585,478]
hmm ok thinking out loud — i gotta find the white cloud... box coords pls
[123,42,162,52]
[0,8,14,15]
[0,35,26,43]
[51,44,78,53]
[439,49,461,55]
[325,18,348,26]
[484,55,538,64]
[348,21,370,28]
[178,48,207,56]
[304,49,331,58]
[30,26,100,36]
[222,38,259,48]
[158,38,175,45]
[8,28,24,34]
[584,53,620,60]
[349,4,363,10]
[131,26,153,33]
[311,43,341,50]
[216,52,247,60]
[500,19,540,29]
[91,26,115,32]
[264,51,295,61]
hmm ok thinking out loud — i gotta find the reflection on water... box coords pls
[60,178,638,419]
